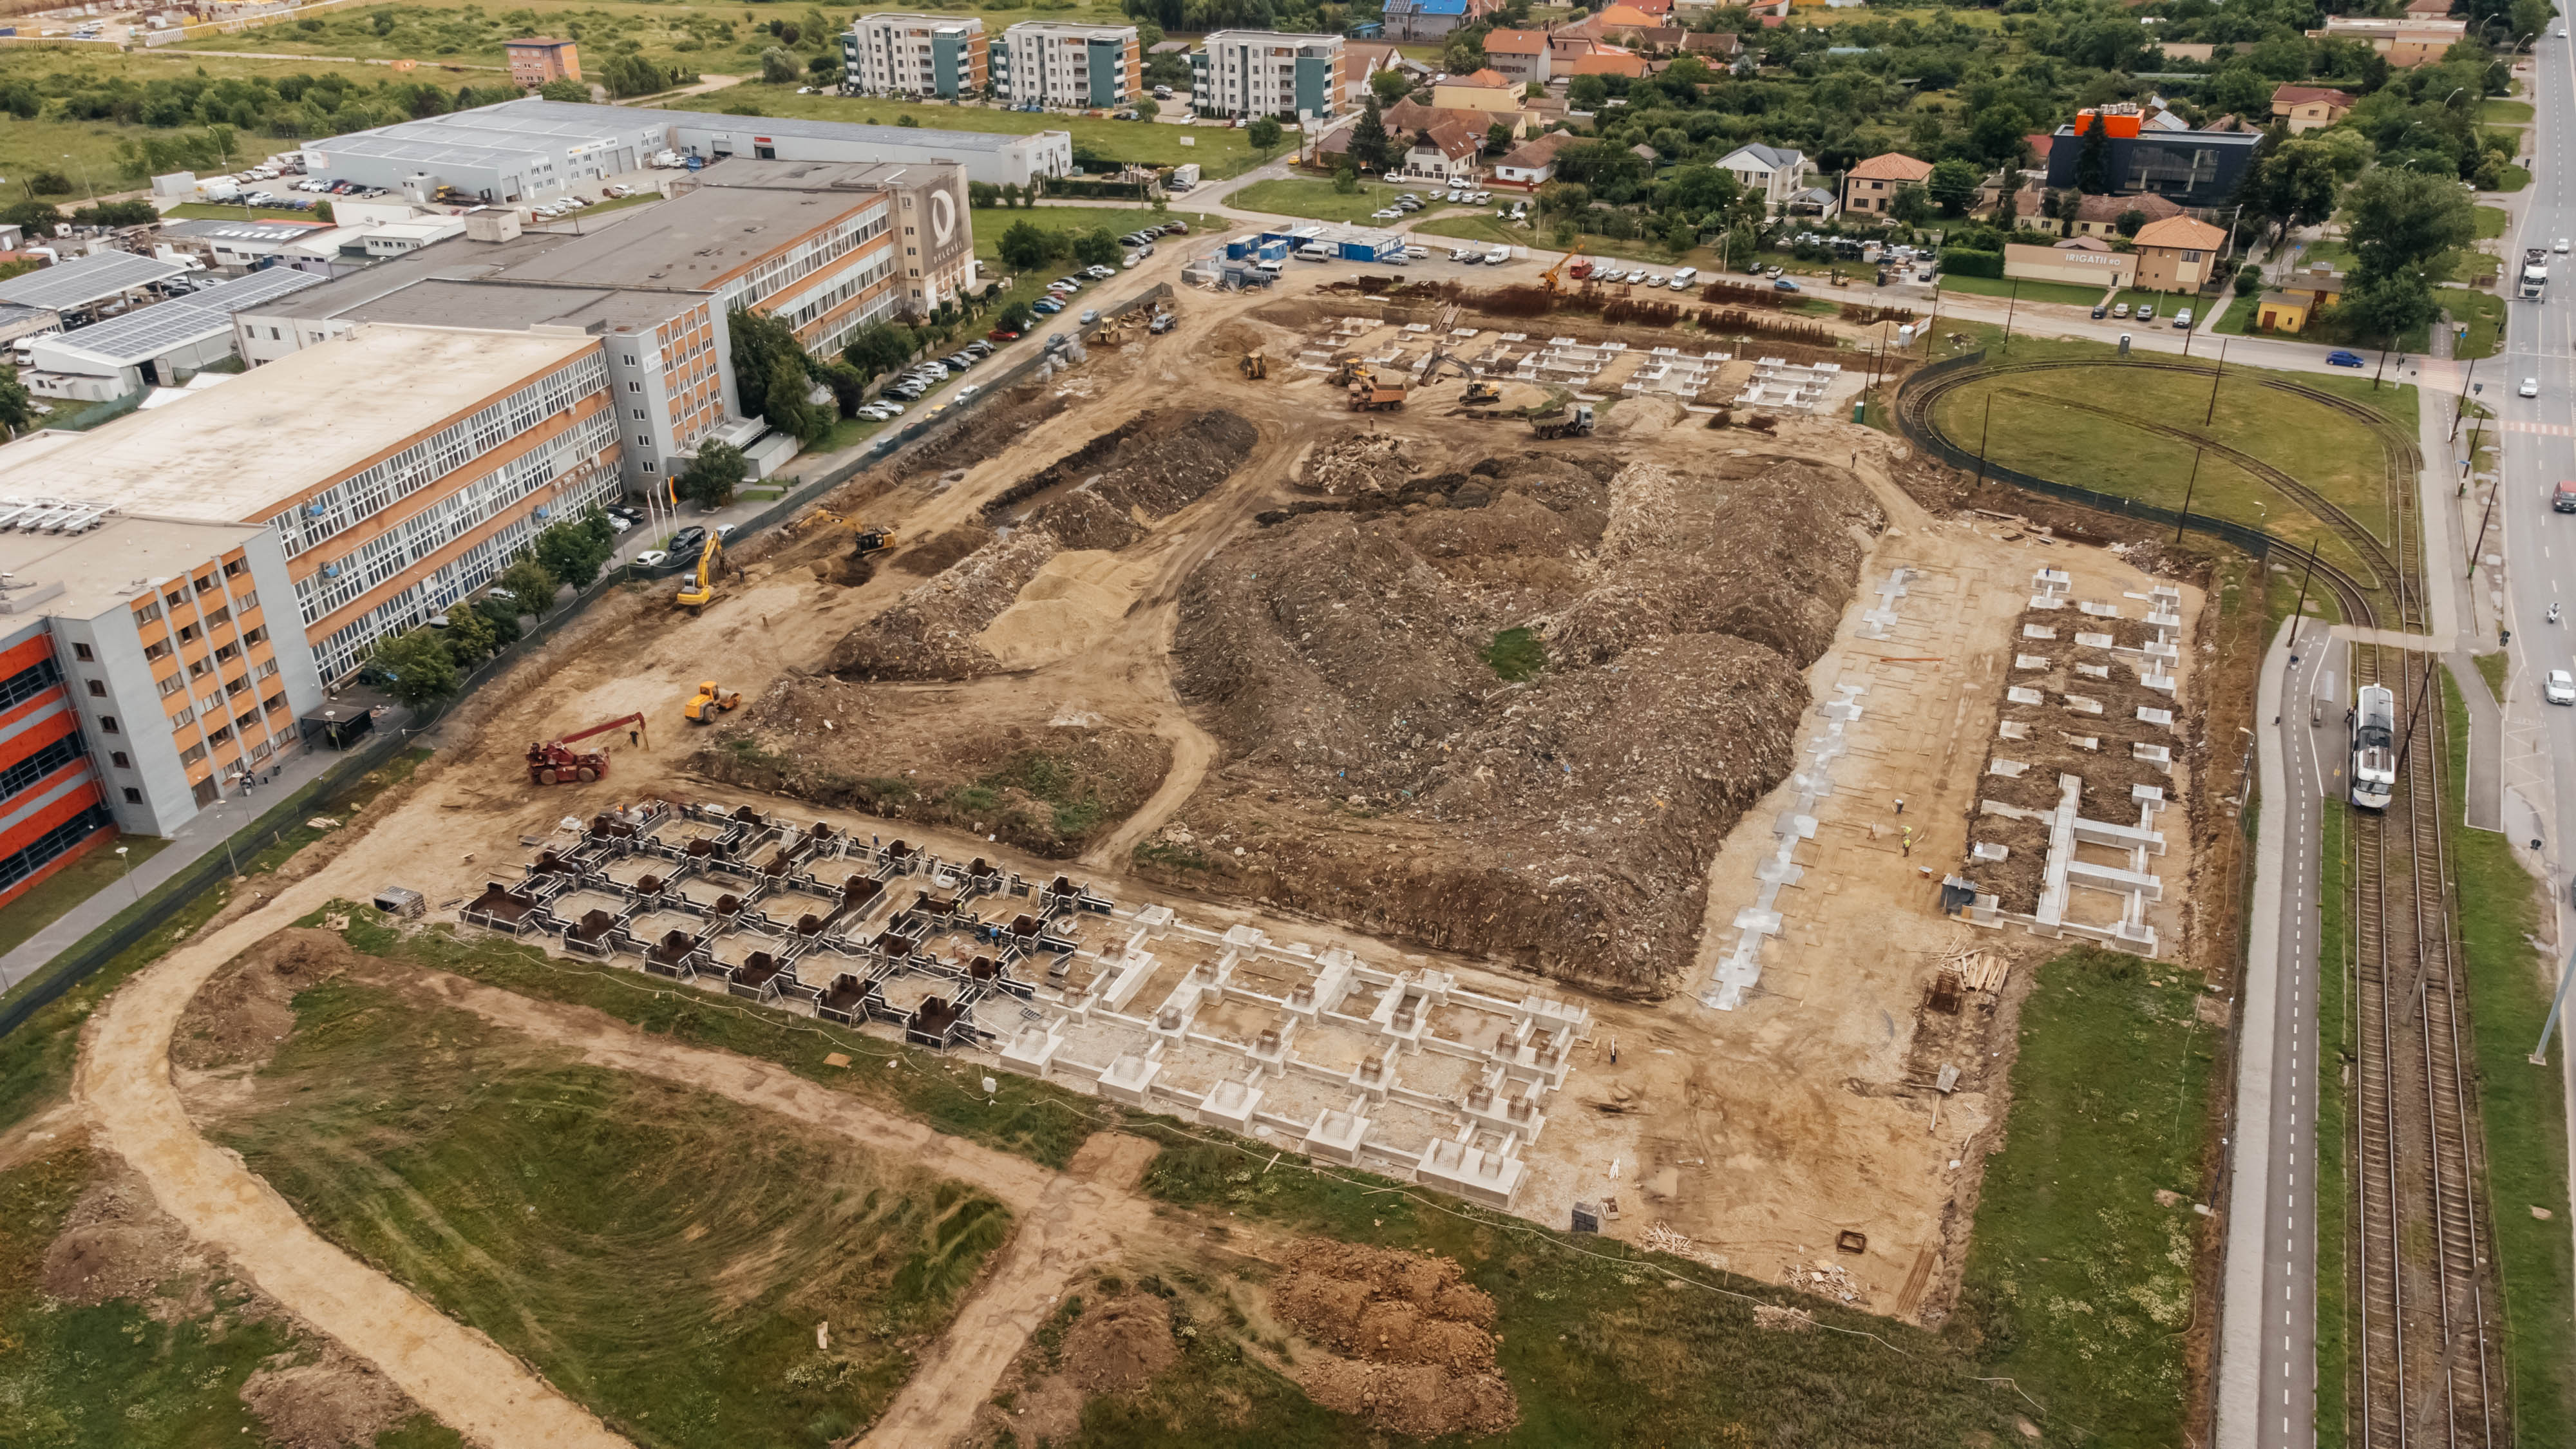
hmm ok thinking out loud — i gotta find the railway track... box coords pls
[1898,354,2502,1443]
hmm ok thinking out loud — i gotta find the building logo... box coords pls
[928,185,957,246]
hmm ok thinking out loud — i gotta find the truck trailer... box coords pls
[2523,247,2549,299]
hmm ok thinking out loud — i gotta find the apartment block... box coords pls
[1192,31,1345,122]
[506,37,582,90]
[0,326,624,690]
[990,21,1142,109]
[842,14,987,99]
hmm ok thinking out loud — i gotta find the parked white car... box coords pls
[2548,668,2576,705]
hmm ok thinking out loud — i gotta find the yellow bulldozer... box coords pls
[1239,349,1269,381]
[683,679,743,724]
[1327,353,1370,387]
[1463,379,1503,405]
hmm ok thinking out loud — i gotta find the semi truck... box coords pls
[2523,247,2549,299]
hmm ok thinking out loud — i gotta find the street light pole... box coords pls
[2002,276,2021,351]
[2204,336,2228,424]
[1974,391,1996,486]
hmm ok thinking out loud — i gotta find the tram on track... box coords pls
[2350,683,2396,811]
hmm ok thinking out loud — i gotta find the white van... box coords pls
[1671,267,1699,285]
[1295,241,1336,261]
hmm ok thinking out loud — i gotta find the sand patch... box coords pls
[974,549,1157,671]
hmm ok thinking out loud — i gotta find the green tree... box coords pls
[538,77,589,102]
[532,513,614,590]
[2074,110,2111,194]
[761,47,800,84]
[2235,263,2266,296]
[1,201,62,239]
[1332,164,1361,194]
[2340,270,2437,341]
[844,321,916,377]
[996,218,1059,271]
[1485,120,1515,157]
[1927,158,1980,216]
[1,86,39,122]
[495,556,558,616]
[1370,67,1413,107]
[808,52,842,82]
[2342,164,2476,284]
[730,305,828,443]
[1350,95,1392,172]
[2114,207,2148,237]
[1247,117,1282,153]
[469,596,524,649]
[1567,73,1611,110]
[440,603,498,668]
[0,367,34,442]
[372,628,460,710]
[675,442,748,510]
[1072,226,1121,267]
[1724,222,1758,271]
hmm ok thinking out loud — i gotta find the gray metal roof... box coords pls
[43,268,324,366]
[158,218,330,245]
[0,251,189,311]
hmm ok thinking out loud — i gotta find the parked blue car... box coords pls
[2325,349,2365,368]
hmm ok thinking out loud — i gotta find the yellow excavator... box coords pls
[683,679,743,724]
[1239,349,1269,381]
[675,532,724,614]
[796,509,898,558]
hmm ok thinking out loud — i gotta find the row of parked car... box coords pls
[2089,299,2194,328]
[870,337,1001,413]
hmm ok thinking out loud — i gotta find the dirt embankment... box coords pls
[171,929,360,1073]
[1138,446,1881,998]
[827,408,1258,681]
[687,674,1172,858]
[1271,1242,1519,1440]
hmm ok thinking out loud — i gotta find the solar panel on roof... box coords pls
[190,267,327,314]
[0,252,189,311]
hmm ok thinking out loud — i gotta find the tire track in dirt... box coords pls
[401,972,1235,1449]
[75,875,632,1449]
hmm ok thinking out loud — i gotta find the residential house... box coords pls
[1714,142,1812,210]
[1569,50,1649,80]
[1431,71,1529,131]
[1399,117,1486,182]
[1492,129,1578,187]
[2405,0,2457,17]
[2130,214,2230,293]
[2271,84,2356,133]
[1483,28,1551,84]
[2011,187,2184,238]
[2276,263,2346,310]
[2040,104,2262,207]
[1385,0,1496,43]
[2304,15,2467,66]
[1193,31,1345,122]
[1680,31,1743,61]
[504,38,581,90]
[1343,40,1405,106]
[1841,151,1933,216]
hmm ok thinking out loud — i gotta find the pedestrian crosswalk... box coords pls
[2501,420,2575,435]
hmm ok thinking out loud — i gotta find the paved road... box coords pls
[2222,625,2344,1449]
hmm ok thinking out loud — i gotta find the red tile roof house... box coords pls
[1493,128,1580,187]
[1482,28,1552,84]
[1841,152,1933,216]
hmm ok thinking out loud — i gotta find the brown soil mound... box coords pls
[829,408,1260,682]
[240,1347,417,1449]
[1057,1292,1179,1393]
[1301,430,1417,496]
[1142,448,1880,996]
[1271,1242,1517,1439]
[688,674,1171,858]
[172,929,358,1072]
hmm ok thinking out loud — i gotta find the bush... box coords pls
[760,47,799,84]
[27,170,70,195]
[1938,247,2005,279]
[2237,263,2266,296]
[538,78,589,103]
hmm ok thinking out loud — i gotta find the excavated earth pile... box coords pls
[689,674,1171,858]
[1137,447,1881,997]
[828,408,1258,681]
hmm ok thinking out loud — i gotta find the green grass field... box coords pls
[1925,350,2414,602]
[2439,672,2576,1444]
[0,1144,465,1448]
[160,201,330,222]
[2443,285,2508,360]
[1226,177,1416,226]
[2477,204,2514,238]
[0,833,165,960]
[1951,946,2217,1446]
[1938,272,2108,307]
[222,976,1009,1447]
[667,82,1266,178]
[967,204,1217,263]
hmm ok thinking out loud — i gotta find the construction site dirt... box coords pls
[35,270,2255,1445]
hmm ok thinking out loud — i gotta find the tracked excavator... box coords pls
[796,509,898,558]
[675,532,726,614]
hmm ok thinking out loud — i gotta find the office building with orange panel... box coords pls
[0,512,318,844]
[0,325,622,694]
[506,37,582,89]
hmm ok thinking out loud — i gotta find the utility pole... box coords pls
[2468,477,2501,574]
[2174,446,2205,542]
[2288,538,2320,634]
[2452,353,2478,441]
[1974,391,1995,486]
[2203,336,2228,424]
[2001,276,2021,351]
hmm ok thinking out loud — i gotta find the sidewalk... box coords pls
[0,724,393,993]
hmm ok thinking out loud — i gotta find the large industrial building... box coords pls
[304,98,1070,196]
[234,159,972,487]
[990,21,1143,109]
[1193,31,1345,122]
[0,325,623,693]
[21,267,325,402]
[843,13,987,99]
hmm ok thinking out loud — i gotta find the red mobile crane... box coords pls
[526,712,647,786]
